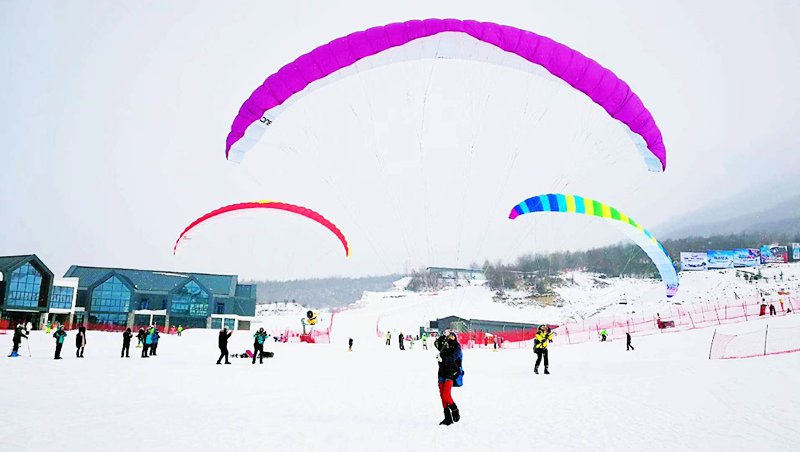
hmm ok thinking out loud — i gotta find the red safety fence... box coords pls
[374,293,800,349]
[709,323,800,359]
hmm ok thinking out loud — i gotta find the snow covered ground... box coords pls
[3,266,800,451]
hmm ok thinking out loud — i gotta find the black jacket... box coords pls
[12,327,27,344]
[218,331,232,348]
[123,330,133,345]
[136,329,146,341]
[76,330,86,347]
[435,336,462,380]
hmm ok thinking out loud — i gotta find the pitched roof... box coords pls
[64,266,239,296]
[0,255,40,273]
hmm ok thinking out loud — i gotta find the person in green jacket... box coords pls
[422,333,428,350]
[177,325,184,337]
[600,329,608,342]
[252,328,268,364]
[53,325,67,360]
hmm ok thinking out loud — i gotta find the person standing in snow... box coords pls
[434,331,462,426]
[533,325,553,374]
[122,328,133,358]
[150,327,160,356]
[142,327,154,358]
[252,328,268,364]
[177,325,183,337]
[217,327,232,365]
[25,321,33,332]
[9,324,28,357]
[769,303,777,316]
[398,332,405,351]
[46,321,52,334]
[75,326,87,358]
[136,327,146,349]
[53,325,67,360]
[600,329,608,342]
[385,331,391,346]
[348,337,353,352]
[422,334,428,350]
[626,332,634,351]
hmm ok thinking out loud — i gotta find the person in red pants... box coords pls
[435,331,462,426]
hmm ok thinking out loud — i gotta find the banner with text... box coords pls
[707,250,735,269]
[733,248,760,267]
[760,245,788,264]
[680,252,708,271]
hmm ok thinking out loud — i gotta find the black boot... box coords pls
[544,366,550,375]
[449,404,460,423]
[439,407,453,426]
[534,366,539,374]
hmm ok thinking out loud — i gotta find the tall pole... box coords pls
[708,329,717,360]
[763,324,769,356]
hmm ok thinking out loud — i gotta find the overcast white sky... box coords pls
[1,1,798,280]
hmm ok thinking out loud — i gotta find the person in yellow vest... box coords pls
[533,325,553,374]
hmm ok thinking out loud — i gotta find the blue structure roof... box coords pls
[0,255,36,272]
[64,266,240,296]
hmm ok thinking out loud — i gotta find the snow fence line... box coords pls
[375,295,800,350]
[709,323,800,359]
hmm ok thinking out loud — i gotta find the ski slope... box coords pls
[3,291,800,451]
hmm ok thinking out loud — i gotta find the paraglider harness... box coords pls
[436,334,465,387]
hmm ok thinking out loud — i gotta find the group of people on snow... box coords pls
[386,331,428,350]
[136,326,162,358]
[217,326,274,364]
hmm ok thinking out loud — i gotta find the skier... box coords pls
[422,334,428,350]
[600,329,608,342]
[626,332,634,351]
[177,325,183,337]
[9,324,27,357]
[75,326,87,358]
[121,328,133,358]
[434,331,462,426]
[385,331,391,346]
[348,337,353,352]
[150,327,160,356]
[398,332,405,351]
[45,321,52,334]
[217,326,232,365]
[409,335,415,350]
[252,328,267,364]
[533,325,553,374]
[769,303,777,316]
[53,325,67,360]
[136,327,146,349]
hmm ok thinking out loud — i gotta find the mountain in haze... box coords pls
[247,274,403,309]
[658,194,800,239]
[656,175,800,239]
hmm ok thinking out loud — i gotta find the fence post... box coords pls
[714,305,721,325]
[763,324,769,356]
[709,329,717,360]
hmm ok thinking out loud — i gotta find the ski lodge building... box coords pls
[0,254,257,330]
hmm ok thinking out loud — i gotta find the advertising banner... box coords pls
[793,243,800,261]
[680,252,707,271]
[707,250,735,269]
[760,245,788,264]
[733,248,760,267]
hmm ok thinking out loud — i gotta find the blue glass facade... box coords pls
[91,276,132,314]
[50,286,74,310]
[170,281,209,317]
[7,263,43,308]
